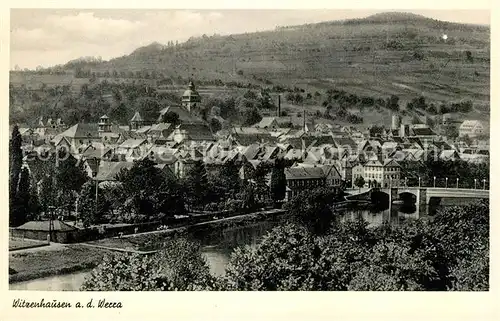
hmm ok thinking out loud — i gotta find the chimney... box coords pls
[303,109,306,132]
[277,95,281,117]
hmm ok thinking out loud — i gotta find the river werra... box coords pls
[10,198,472,291]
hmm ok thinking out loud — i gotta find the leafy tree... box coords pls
[183,160,209,209]
[11,167,30,226]
[78,181,111,227]
[354,176,365,189]
[465,50,474,63]
[269,158,286,205]
[81,252,168,291]
[215,160,241,198]
[155,238,218,290]
[209,118,222,133]
[81,238,217,291]
[242,107,262,126]
[9,125,23,226]
[251,162,272,201]
[38,176,55,214]
[135,97,161,122]
[348,240,436,291]
[429,201,488,266]
[386,95,400,111]
[450,246,488,291]
[53,149,88,214]
[243,90,258,100]
[462,134,473,146]
[239,184,257,211]
[369,125,385,137]
[117,158,185,221]
[27,178,40,221]
[284,187,340,235]
[224,224,323,290]
[443,125,459,138]
[161,111,180,125]
[109,102,130,125]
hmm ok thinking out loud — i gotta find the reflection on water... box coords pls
[10,270,90,291]
[10,197,479,291]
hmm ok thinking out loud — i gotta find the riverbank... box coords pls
[9,237,50,251]
[9,244,114,284]
[9,208,286,284]
[85,208,286,252]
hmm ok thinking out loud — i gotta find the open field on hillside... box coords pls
[10,73,89,91]
[9,13,490,128]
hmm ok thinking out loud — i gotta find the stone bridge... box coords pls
[345,187,489,217]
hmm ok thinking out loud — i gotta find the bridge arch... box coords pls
[371,190,390,209]
[398,192,417,204]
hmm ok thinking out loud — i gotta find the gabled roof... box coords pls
[158,105,204,124]
[136,126,151,134]
[439,150,460,159]
[333,137,357,150]
[130,111,143,122]
[285,166,325,180]
[231,130,277,146]
[284,149,304,160]
[85,158,100,174]
[95,161,134,181]
[82,145,112,159]
[433,140,453,151]
[19,128,32,136]
[382,141,399,149]
[286,135,336,150]
[51,135,71,146]
[321,164,341,178]
[175,123,215,141]
[460,120,484,128]
[383,159,401,167]
[364,159,383,167]
[243,144,261,160]
[232,127,269,135]
[16,220,77,232]
[149,123,172,133]
[254,117,278,128]
[412,127,436,136]
[261,146,279,161]
[119,138,147,149]
[59,123,100,139]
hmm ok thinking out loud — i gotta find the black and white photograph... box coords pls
[8,8,490,293]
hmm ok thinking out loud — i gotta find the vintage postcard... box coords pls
[2,1,497,320]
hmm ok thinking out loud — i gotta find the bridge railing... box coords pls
[395,177,489,190]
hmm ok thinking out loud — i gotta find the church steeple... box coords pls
[181,80,201,113]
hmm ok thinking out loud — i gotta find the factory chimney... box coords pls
[303,109,306,132]
[277,95,281,117]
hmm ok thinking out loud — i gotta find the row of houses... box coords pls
[19,116,489,191]
[15,82,489,199]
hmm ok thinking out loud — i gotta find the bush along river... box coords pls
[9,196,474,291]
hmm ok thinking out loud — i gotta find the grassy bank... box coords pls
[9,245,113,283]
[9,238,49,251]
[9,209,286,283]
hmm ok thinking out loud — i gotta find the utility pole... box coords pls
[95,177,98,218]
[303,109,306,132]
[232,53,236,76]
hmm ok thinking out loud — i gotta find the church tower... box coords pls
[181,81,201,113]
[98,115,111,133]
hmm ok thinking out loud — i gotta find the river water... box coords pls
[10,197,476,291]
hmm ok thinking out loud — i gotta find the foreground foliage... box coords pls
[81,238,218,291]
[81,201,489,291]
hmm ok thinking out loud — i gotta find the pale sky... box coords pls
[10,9,490,70]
